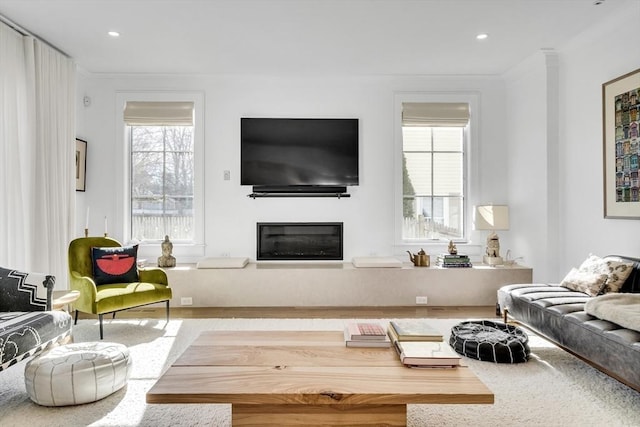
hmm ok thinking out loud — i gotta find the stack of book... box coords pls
[387,320,443,342]
[436,253,472,268]
[387,320,460,368]
[394,340,461,367]
[344,322,391,347]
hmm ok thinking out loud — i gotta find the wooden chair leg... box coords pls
[74,309,79,325]
[166,300,170,322]
[99,313,104,340]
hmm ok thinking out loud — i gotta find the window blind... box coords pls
[402,102,469,127]
[123,101,194,126]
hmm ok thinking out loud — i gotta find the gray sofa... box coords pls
[497,255,640,392]
[0,267,73,372]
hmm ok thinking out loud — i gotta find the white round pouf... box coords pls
[24,342,131,406]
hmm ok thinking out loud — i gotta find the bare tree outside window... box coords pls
[130,125,194,241]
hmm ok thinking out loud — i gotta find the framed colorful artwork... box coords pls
[602,68,640,218]
[76,138,87,191]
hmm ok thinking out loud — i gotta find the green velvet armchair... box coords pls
[68,236,172,339]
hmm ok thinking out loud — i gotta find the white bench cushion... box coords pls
[197,257,249,269]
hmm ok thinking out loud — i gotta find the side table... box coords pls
[52,290,80,312]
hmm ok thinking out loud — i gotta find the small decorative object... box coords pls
[473,204,509,265]
[486,234,500,257]
[157,235,176,267]
[448,240,457,255]
[407,249,429,267]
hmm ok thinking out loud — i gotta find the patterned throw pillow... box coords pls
[0,267,54,311]
[91,245,139,285]
[600,258,635,293]
[560,267,609,296]
[570,254,634,294]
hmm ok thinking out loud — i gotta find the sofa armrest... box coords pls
[138,267,169,286]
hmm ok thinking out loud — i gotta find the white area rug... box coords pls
[0,317,638,426]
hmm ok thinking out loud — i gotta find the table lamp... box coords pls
[473,205,509,265]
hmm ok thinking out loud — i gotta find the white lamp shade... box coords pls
[474,205,509,230]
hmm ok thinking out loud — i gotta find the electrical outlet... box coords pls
[223,170,230,181]
[221,252,230,257]
[416,296,428,305]
[180,297,193,306]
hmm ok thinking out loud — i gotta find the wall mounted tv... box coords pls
[241,118,359,191]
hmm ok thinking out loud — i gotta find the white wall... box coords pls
[504,1,640,282]
[558,3,640,271]
[76,74,508,263]
[504,51,558,282]
[75,1,639,290]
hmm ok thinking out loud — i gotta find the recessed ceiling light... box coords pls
[108,31,120,37]
[476,33,489,40]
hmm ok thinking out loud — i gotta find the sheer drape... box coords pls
[0,21,76,283]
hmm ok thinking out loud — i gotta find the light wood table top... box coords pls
[147,330,493,426]
[52,289,80,311]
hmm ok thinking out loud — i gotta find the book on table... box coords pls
[344,330,392,347]
[343,322,391,347]
[394,340,461,367]
[345,322,387,340]
[388,320,443,342]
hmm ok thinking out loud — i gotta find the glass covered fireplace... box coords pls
[257,222,343,261]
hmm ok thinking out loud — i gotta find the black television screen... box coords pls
[241,118,359,187]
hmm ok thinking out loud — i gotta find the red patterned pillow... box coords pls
[91,245,139,285]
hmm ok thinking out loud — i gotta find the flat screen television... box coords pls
[241,118,359,188]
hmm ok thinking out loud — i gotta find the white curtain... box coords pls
[0,21,76,284]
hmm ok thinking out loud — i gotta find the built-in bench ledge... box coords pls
[351,257,403,268]
[162,261,533,308]
[192,256,404,270]
[196,257,249,269]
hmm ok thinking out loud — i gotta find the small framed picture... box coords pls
[602,68,640,218]
[76,138,87,191]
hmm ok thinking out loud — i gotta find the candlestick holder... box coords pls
[104,233,108,237]
[84,228,89,238]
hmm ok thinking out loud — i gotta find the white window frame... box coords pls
[116,91,205,263]
[393,92,480,246]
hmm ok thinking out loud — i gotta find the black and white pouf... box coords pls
[449,320,530,363]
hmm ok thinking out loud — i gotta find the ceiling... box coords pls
[0,0,634,76]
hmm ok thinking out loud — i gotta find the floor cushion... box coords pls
[449,320,530,363]
[25,341,131,406]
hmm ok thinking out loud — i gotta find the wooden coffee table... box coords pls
[146,330,493,426]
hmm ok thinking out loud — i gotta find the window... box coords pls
[124,101,196,242]
[400,102,469,241]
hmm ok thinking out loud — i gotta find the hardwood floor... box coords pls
[78,305,499,320]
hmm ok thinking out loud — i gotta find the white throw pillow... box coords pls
[575,254,634,294]
[560,267,609,296]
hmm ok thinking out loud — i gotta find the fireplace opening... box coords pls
[257,222,343,261]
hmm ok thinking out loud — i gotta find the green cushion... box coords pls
[94,281,172,314]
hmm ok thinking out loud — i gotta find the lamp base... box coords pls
[483,255,503,266]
